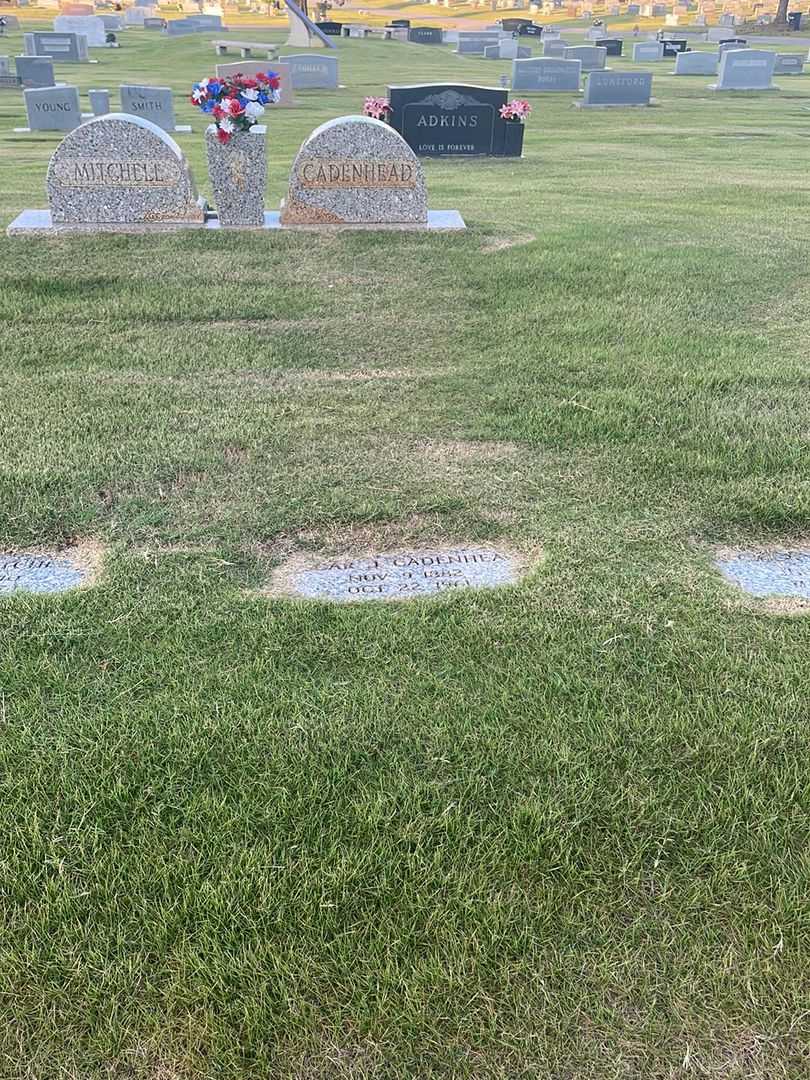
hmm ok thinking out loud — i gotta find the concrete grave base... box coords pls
[8,208,466,236]
[12,122,193,133]
[574,97,659,107]
[707,83,780,91]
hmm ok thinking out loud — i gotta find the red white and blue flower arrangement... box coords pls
[190,71,281,144]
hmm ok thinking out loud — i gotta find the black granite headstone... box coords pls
[388,83,517,157]
[661,38,688,56]
[390,18,411,27]
[316,20,343,35]
[519,22,543,36]
[595,37,623,56]
[408,26,442,44]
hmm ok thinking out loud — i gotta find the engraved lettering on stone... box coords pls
[298,158,416,189]
[52,158,182,188]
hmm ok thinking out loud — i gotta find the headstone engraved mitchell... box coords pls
[8,113,206,234]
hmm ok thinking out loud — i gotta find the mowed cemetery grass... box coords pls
[1,25,810,1079]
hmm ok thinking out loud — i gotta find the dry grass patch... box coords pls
[479,232,536,254]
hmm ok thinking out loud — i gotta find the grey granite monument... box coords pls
[511,56,581,91]
[119,85,190,133]
[15,55,57,89]
[632,41,663,61]
[18,85,81,131]
[674,50,718,75]
[710,49,777,90]
[53,15,107,47]
[580,69,653,106]
[279,52,339,90]
[774,53,805,74]
[563,45,607,71]
[24,31,91,63]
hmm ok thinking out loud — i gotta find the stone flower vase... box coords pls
[205,123,267,228]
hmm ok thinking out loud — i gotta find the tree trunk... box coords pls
[773,0,790,25]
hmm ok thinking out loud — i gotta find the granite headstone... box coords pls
[280,115,427,226]
[53,14,107,46]
[281,52,338,89]
[15,55,57,88]
[120,84,186,132]
[22,84,81,130]
[511,56,581,90]
[563,45,607,71]
[710,48,776,90]
[388,83,518,157]
[674,49,717,74]
[581,69,652,105]
[408,26,443,43]
[44,113,205,227]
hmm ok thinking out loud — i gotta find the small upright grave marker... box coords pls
[120,84,191,133]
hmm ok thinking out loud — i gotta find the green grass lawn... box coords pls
[1,26,810,1080]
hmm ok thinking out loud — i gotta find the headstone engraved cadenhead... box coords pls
[581,69,653,106]
[272,546,522,602]
[715,550,810,601]
[632,40,663,61]
[563,45,607,71]
[8,113,207,234]
[774,53,805,74]
[25,31,91,62]
[710,48,777,90]
[18,85,81,131]
[280,115,428,226]
[408,26,443,43]
[511,56,581,91]
[215,59,297,108]
[674,49,717,75]
[120,84,190,132]
[15,55,57,88]
[53,15,107,46]
[278,52,338,90]
[0,553,87,595]
[388,83,519,157]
